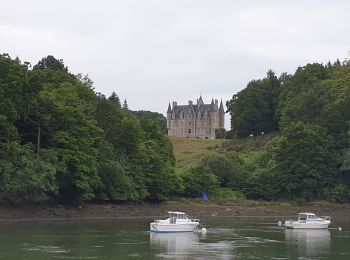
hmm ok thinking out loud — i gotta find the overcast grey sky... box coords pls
[1,0,349,128]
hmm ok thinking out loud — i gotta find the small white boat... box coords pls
[150,211,200,233]
[284,213,331,229]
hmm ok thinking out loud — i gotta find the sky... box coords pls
[1,0,350,129]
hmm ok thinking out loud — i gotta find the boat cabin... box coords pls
[168,211,188,224]
[297,212,330,222]
[298,213,317,222]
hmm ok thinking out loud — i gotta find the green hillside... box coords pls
[170,133,277,174]
[169,136,224,161]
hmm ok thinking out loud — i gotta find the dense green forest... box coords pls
[221,60,350,202]
[0,54,180,204]
[1,53,349,204]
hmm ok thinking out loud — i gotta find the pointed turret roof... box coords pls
[167,102,172,113]
[219,99,225,113]
[197,95,204,105]
[210,98,217,111]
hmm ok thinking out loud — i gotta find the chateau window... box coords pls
[189,121,192,126]
[172,113,175,119]
[181,112,184,119]
[189,114,192,119]
[188,129,191,134]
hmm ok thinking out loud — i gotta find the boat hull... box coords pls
[284,220,330,229]
[150,222,199,233]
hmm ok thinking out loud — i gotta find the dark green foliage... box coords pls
[222,60,350,202]
[325,184,350,203]
[227,70,280,138]
[108,92,121,107]
[129,140,180,201]
[0,54,180,204]
[215,128,226,139]
[182,166,219,197]
[0,142,57,203]
[132,110,167,134]
[33,55,68,72]
[274,122,337,200]
[200,153,247,190]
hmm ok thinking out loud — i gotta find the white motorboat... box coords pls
[284,213,331,229]
[150,211,200,232]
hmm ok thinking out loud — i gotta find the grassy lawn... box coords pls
[169,136,225,161]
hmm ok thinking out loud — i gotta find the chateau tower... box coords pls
[219,100,225,128]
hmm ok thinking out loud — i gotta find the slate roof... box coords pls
[168,97,224,120]
[171,104,214,119]
[219,100,225,112]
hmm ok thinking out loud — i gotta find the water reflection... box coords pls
[150,232,199,256]
[285,229,330,257]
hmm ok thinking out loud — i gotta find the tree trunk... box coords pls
[37,125,41,158]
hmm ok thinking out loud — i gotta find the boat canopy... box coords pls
[168,211,186,215]
[168,211,189,219]
[298,213,318,220]
[298,213,316,216]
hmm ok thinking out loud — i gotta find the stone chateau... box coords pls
[166,96,225,139]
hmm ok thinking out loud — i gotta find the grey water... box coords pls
[0,217,349,259]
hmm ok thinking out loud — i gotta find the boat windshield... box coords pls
[169,213,187,219]
[307,214,317,219]
[298,214,307,221]
[177,214,186,219]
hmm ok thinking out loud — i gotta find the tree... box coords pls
[33,55,68,72]
[215,128,226,139]
[227,70,281,138]
[273,122,337,200]
[182,166,219,197]
[0,142,57,204]
[123,99,128,110]
[108,91,121,107]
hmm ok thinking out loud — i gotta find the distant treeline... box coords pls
[217,60,350,202]
[0,54,181,204]
[1,54,349,204]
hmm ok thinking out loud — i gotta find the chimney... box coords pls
[172,101,177,108]
[215,99,218,108]
[188,100,193,106]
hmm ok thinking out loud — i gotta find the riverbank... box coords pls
[0,201,349,221]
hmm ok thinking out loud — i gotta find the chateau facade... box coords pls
[167,96,225,139]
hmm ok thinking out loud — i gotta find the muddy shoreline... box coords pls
[0,202,349,221]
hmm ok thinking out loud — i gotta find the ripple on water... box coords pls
[23,245,70,254]
[53,256,98,259]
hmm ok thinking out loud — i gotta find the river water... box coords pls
[0,216,349,259]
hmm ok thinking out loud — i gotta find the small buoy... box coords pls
[277,220,282,227]
[201,228,207,234]
[339,227,342,231]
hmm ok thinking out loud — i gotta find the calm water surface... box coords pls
[0,217,349,259]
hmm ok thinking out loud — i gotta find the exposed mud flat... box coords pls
[0,202,349,221]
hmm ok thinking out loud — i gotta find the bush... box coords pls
[325,184,350,203]
[181,166,219,197]
[211,188,245,202]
